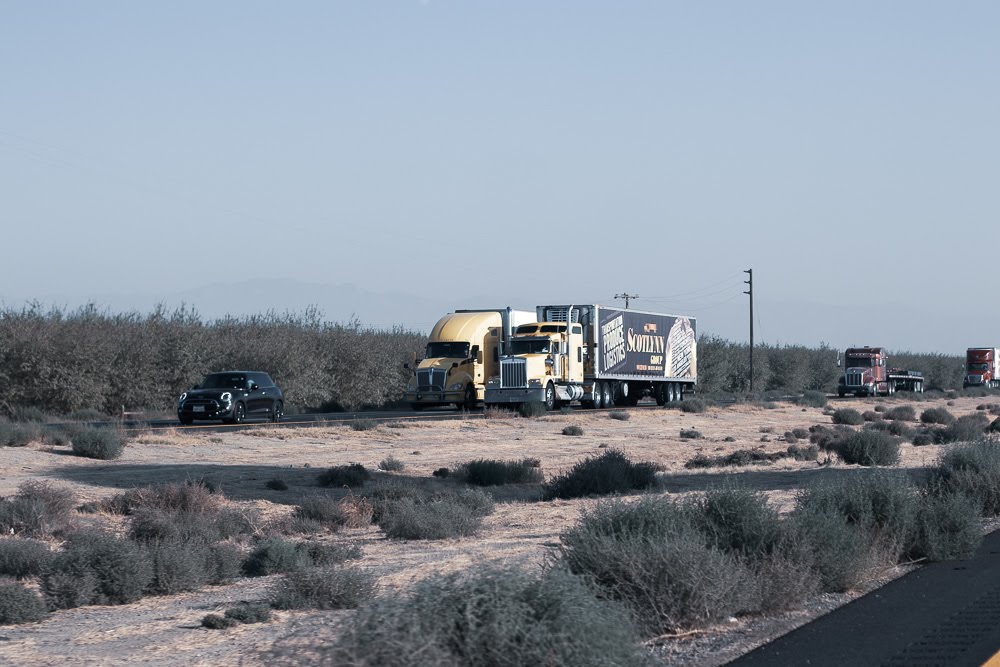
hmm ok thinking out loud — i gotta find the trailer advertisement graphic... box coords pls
[598,309,696,378]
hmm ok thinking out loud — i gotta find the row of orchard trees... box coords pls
[0,305,967,417]
[0,304,425,415]
[696,335,965,396]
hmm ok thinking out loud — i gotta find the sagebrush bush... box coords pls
[146,539,213,594]
[0,582,48,624]
[885,405,916,421]
[202,613,237,629]
[455,458,544,486]
[908,493,982,561]
[102,481,223,516]
[935,414,989,444]
[293,494,348,530]
[836,430,900,466]
[41,530,153,609]
[608,410,630,421]
[832,408,864,426]
[887,421,915,439]
[207,542,245,584]
[265,478,288,491]
[545,449,658,500]
[862,411,881,422]
[796,390,828,408]
[378,456,405,472]
[562,425,584,437]
[377,495,490,540]
[351,419,378,432]
[317,565,647,667]
[270,565,377,610]
[789,503,878,592]
[930,438,1000,515]
[921,407,955,425]
[71,426,126,460]
[317,463,370,488]
[679,398,708,413]
[0,537,52,578]
[680,429,703,439]
[0,480,76,537]
[518,402,547,418]
[243,537,306,577]
[0,422,44,447]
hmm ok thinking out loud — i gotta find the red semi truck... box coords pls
[964,348,1000,389]
[838,347,924,397]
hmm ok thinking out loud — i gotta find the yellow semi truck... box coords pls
[485,304,697,410]
[405,309,534,410]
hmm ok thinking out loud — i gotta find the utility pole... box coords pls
[744,269,753,392]
[615,292,638,309]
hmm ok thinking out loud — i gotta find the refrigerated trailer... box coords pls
[484,304,697,409]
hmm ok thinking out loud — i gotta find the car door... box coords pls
[247,373,270,414]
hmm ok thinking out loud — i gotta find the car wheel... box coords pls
[463,384,477,411]
[232,402,246,424]
[544,383,556,411]
[271,400,283,423]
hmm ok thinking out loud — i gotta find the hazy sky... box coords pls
[2,2,998,352]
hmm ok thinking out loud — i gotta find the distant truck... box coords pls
[838,346,924,397]
[405,309,535,410]
[484,304,697,409]
[964,348,1000,389]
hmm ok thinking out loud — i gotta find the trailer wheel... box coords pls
[655,384,667,406]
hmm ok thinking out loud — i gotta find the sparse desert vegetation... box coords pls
[0,393,997,667]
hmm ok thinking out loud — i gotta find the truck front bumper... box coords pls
[484,387,545,404]
[405,391,464,405]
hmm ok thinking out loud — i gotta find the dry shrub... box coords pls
[335,495,375,528]
[0,481,76,537]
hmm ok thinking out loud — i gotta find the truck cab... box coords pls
[405,310,533,410]
[838,346,924,397]
[964,348,1000,389]
[485,321,586,410]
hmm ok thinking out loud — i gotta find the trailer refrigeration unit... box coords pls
[405,309,535,410]
[964,348,1000,389]
[838,346,924,397]
[484,304,697,410]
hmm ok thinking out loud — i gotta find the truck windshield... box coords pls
[968,363,990,371]
[511,338,553,354]
[426,342,470,358]
[846,357,873,368]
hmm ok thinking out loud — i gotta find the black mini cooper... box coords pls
[177,371,284,425]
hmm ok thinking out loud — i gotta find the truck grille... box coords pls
[967,375,983,385]
[500,358,527,388]
[416,368,447,391]
[846,372,864,387]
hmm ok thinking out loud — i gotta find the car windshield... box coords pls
[511,338,553,354]
[426,342,470,358]
[969,363,990,371]
[846,357,873,368]
[200,374,249,389]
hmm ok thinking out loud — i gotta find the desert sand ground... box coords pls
[0,394,990,666]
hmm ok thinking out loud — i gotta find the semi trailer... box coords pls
[484,304,697,409]
[838,346,924,397]
[964,348,1000,389]
[404,309,534,410]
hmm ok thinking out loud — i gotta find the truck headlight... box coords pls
[449,383,463,391]
[406,383,414,390]
[528,379,542,387]
[487,377,500,386]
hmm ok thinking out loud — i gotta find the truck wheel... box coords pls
[655,384,667,406]
[544,383,556,411]
[670,383,678,403]
[463,385,477,411]
[600,382,612,409]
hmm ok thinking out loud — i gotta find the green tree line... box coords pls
[0,306,965,416]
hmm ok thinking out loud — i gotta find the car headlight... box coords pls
[449,383,463,391]
[220,392,232,402]
[178,392,187,403]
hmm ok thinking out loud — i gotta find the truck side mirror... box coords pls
[470,345,480,361]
